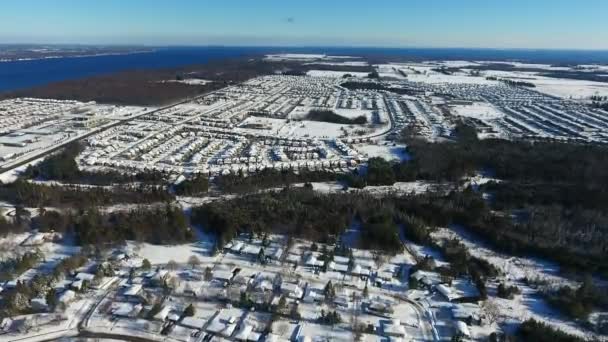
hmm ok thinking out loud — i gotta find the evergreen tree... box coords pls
[183,303,195,317]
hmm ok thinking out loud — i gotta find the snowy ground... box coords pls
[238,115,382,139]
[449,102,506,120]
[356,143,410,161]
[306,70,369,78]
[431,226,605,340]
[482,69,608,99]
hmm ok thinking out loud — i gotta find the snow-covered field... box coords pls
[306,70,369,78]
[356,143,410,161]
[450,102,506,120]
[407,72,498,85]
[480,69,608,99]
[528,77,608,99]
[304,61,369,67]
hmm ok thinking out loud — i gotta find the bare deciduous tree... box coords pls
[482,299,501,325]
[166,260,178,271]
[188,255,201,269]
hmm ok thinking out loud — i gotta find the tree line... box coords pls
[190,188,404,254]
[303,109,367,125]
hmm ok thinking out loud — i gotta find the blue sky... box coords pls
[1,0,606,49]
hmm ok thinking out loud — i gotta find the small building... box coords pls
[206,316,224,334]
[452,303,482,325]
[58,290,76,305]
[231,242,245,254]
[221,323,237,338]
[235,324,253,341]
[70,280,85,291]
[30,297,49,311]
[180,316,206,330]
[167,313,181,322]
[383,319,407,338]
[123,284,143,300]
[268,248,283,260]
[154,306,171,321]
[112,302,142,318]
[455,320,471,338]
[436,281,480,303]
[281,282,303,299]
[366,301,395,318]
[351,264,370,278]
[410,270,441,289]
[303,287,323,303]
[304,254,322,268]
[75,272,96,282]
[214,270,234,284]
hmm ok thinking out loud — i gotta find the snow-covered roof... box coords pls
[58,290,76,304]
[351,264,370,276]
[235,324,253,340]
[436,284,452,299]
[180,316,206,329]
[242,245,262,255]
[113,302,141,317]
[304,254,321,267]
[256,279,273,292]
[303,287,322,303]
[75,272,96,281]
[452,303,480,320]
[264,333,279,342]
[332,262,348,272]
[231,242,244,252]
[383,319,407,337]
[206,317,224,333]
[281,282,303,298]
[456,320,471,337]
[215,270,233,281]
[247,331,261,342]
[410,270,441,286]
[124,284,142,297]
[437,280,480,302]
[154,306,171,321]
[368,300,395,315]
[30,297,48,309]
[221,323,237,337]
[269,248,283,259]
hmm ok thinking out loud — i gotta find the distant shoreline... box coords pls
[0,49,155,63]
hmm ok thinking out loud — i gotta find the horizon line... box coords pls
[2,42,608,53]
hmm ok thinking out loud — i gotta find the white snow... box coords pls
[450,102,506,120]
[306,70,369,78]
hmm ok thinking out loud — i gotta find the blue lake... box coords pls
[1,46,607,93]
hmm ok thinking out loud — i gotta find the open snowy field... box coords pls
[304,61,369,67]
[479,69,608,99]
[528,77,608,99]
[238,115,384,139]
[356,143,409,161]
[306,69,369,78]
[450,102,506,120]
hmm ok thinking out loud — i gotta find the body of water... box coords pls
[1,46,608,93]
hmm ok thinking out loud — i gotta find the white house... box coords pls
[383,319,407,338]
[58,290,76,305]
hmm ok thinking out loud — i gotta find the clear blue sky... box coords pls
[1,0,606,49]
